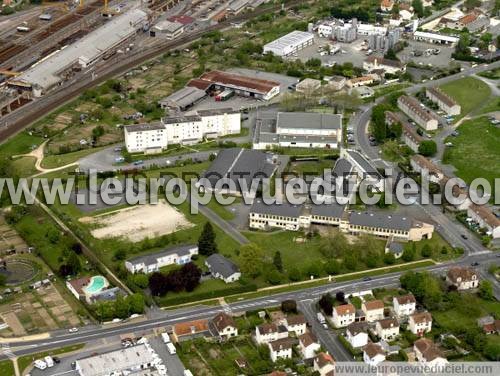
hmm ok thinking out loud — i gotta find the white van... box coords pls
[44,356,54,367]
[34,360,47,370]
[161,333,171,344]
[166,342,176,355]
[184,370,194,376]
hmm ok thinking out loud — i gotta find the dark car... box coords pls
[461,234,468,240]
[53,357,61,364]
[363,277,372,281]
[471,262,479,266]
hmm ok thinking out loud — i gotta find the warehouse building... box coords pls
[425,87,461,116]
[412,31,459,45]
[397,95,439,131]
[253,112,343,150]
[75,344,155,376]
[263,30,315,57]
[9,9,149,96]
[158,86,207,112]
[150,20,184,39]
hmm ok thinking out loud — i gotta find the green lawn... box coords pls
[478,68,500,79]
[442,117,500,187]
[17,344,85,374]
[41,146,108,169]
[287,158,334,177]
[0,360,14,376]
[439,77,491,119]
[0,132,42,158]
[10,156,38,177]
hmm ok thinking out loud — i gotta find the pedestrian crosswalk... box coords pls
[1,343,15,359]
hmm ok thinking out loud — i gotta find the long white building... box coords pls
[263,30,314,57]
[124,108,241,153]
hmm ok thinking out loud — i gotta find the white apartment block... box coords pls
[124,123,168,154]
[124,109,241,153]
[426,87,461,116]
[393,294,416,317]
[397,95,439,131]
[332,304,356,328]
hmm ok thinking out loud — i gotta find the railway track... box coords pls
[0,0,307,143]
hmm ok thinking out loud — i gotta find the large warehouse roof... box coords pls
[263,30,314,52]
[198,70,280,95]
[13,9,148,91]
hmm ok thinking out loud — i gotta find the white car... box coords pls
[34,360,47,370]
[44,356,54,368]
[68,327,79,333]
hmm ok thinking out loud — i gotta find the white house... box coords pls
[380,0,394,12]
[332,304,356,328]
[268,338,294,362]
[298,332,321,359]
[409,312,433,336]
[346,322,369,348]
[363,342,386,366]
[314,352,335,376]
[125,245,198,274]
[375,318,399,341]
[263,30,314,57]
[209,313,238,340]
[414,338,448,367]
[446,267,479,290]
[393,294,416,317]
[363,56,405,75]
[361,300,385,322]
[205,254,241,284]
[285,315,307,336]
[255,323,288,344]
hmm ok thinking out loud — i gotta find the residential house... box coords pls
[363,342,386,366]
[346,75,375,88]
[298,332,321,359]
[446,267,479,290]
[385,111,423,153]
[332,304,356,328]
[363,56,405,75]
[125,245,198,274]
[205,254,241,283]
[409,312,433,336]
[393,294,416,317]
[268,338,295,362]
[375,318,400,341]
[172,319,209,342]
[399,4,414,20]
[255,323,288,344]
[362,300,385,322]
[346,322,369,348]
[397,95,439,131]
[209,312,238,340]
[314,352,335,376]
[285,315,307,336]
[414,338,448,367]
[454,12,490,33]
[385,239,404,259]
[296,78,322,95]
[425,87,461,116]
[410,155,445,184]
[467,204,500,239]
[380,0,394,12]
[477,316,500,335]
[327,75,347,91]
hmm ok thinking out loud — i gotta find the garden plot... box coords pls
[82,201,193,242]
[0,216,28,254]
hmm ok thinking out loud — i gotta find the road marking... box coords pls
[1,343,15,359]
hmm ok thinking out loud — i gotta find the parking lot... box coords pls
[398,40,456,68]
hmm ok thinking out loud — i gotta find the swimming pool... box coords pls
[84,276,108,295]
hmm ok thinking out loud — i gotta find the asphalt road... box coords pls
[3,251,499,361]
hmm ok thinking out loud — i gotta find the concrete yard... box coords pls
[81,201,193,242]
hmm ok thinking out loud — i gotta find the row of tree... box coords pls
[148,263,202,297]
[92,293,145,322]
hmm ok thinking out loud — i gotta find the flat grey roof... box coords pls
[154,20,184,33]
[250,199,303,218]
[197,108,239,116]
[125,122,164,133]
[159,86,207,109]
[206,254,239,278]
[204,148,276,192]
[349,211,413,231]
[279,134,340,143]
[264,30,314,51]
[163,115,201,124]
[333,158,353,177]
[277,112,342,131]
[76,344,154,376]
[14,9,148,90]
[127,245,197,267]
[228,0,250,11]
[311,202,346,219]
[346,150,382,179]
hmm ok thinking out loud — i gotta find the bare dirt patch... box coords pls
[81,201,193,242]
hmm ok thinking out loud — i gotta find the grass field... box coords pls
[0,360,14,376]
[41,146,108,169]
[439,77,491,119]
[443,117,500,187]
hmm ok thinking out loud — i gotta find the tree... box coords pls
[149,272,169,297]
[114,296,129,319]
[71,242,83,254]
[132,274,149,289]
[383,252,396,265]
[402,244,416,262]
[0,274,7,286]
[384,48,398,61]
[418,140,437,156]
[307,264,321,278]
[266,270,282,285]
[181,262,202,292]
[281,300,297,314]
[113,249,127,261]
[421,244,432,258]
[464,0,481,11]
[239,243,264,278]
[371,104,392,142]
[335,291,345,304]
[66,252,81,275]
[319,231,349,258]
[288,267,301,282]
[479,280,494,301]
[273,251,283,272]
[198,222,217,256]
[324,259,341,275]
[319,294,333,316]
[412,0,424,18]
[126,293,145,314]
[343,253,358,271]
[400,271,443,309]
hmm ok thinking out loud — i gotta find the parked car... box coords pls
[68,327,78,333]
